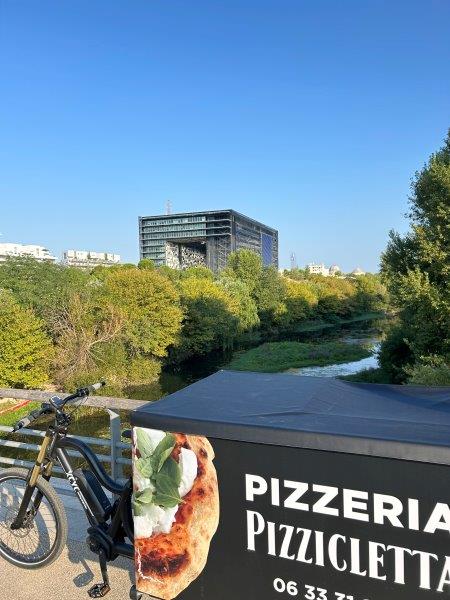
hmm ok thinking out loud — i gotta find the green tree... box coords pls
[254,266,288,329]
[181,266,214,280]
[172,277,239,361]
[284,268,311,281]
[223,249,263,295]
[51,291,126,389]
[0,257,89,321]
[313,277,357,319]
[104,268,183,357]
[380,131,450,379]
[218,276,260,331]
[0,289,54,388]
[282,278,318,325]
[406,356,450,386]
[53,268,183,389]
[353,274,388,313]
[138,258,156,270]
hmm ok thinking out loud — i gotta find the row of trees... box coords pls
[0,250,387,391]
[379,131,450,385]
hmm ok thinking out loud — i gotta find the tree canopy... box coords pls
[380,130,450,383]
[0,247,389,391]
[0,290,54,388]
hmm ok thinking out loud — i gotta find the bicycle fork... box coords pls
[10,433,52,530]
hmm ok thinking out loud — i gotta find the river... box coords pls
[124,331,382,401]
[291,342,380,378]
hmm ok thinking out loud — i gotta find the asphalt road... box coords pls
[1,482,136,600]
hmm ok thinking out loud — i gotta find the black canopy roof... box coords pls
[131,370,450,465]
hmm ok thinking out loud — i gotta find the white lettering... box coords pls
[438,556,450,592]
[343,489,369,522]
[387,545,412,585]
[295,528,313,564]
[284,481,309,511]
[246,510,265,550]
[313,484,339,517]
[245,475,267,502]
[328,534,347,571]
[373,494,404,528]
[350,537,367,576]
[279,525,295,560]
[368,542,386,580]
[424,503,450,534]
[411,550,439,590]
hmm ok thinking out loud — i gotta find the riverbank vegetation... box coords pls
[1,134,447,391]
[0,249,388,392]
[349,131,450,386]
[227,341,371,373]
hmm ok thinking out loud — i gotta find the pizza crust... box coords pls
[135,434,220,599]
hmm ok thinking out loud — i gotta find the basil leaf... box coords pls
[151,433,176,473]
[132,499,147,517]
[157,456,181,487]
[136,457,153,479]
[135,488,154,505]
[152,491,182,509]
[136,428,154,458]
[153,459,182,508]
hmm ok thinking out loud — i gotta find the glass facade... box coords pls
[139,210,277,272]
[261,232,274,267]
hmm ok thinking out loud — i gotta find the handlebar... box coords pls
[11,381,106,432]
[86,381,106,394]
[63,381,106,404]
[12,409,48,432]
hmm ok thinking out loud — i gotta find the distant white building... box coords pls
[63,249,121,269]
[329,264,341,276]
[0,243,57,263]
[351,267,366,276]
[306,262,341,277]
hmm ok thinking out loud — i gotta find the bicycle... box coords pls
[0,382,144,599]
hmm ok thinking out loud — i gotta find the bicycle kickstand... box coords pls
[88,548,111,598]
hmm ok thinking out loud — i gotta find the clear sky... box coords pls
[1,1,449,271]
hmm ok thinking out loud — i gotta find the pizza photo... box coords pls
[132,427,220,599]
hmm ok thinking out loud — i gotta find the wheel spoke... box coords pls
[0,477,59,564]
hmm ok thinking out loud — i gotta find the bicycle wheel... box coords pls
[0,468,68,568]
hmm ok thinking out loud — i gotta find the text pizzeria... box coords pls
[245,474,450,592]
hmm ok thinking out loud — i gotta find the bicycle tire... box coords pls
[0,468,68,569]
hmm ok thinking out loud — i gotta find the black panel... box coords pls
[178,437,450,600]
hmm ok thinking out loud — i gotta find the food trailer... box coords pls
[130,370,450,600]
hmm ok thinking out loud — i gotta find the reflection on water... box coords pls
[293,343,380,378]
[124,327,384,401]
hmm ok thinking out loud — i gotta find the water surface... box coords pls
[292,342,380,378]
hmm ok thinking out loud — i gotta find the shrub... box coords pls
[406,356,450,386]
[0,289,54,388]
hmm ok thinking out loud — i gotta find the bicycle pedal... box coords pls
[88,583,111,598]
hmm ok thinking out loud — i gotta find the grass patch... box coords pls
[226,341,372,373]
[339,368,393,384]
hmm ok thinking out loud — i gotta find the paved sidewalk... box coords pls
[1,481,136,600]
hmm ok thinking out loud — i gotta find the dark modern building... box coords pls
[139,209,278,273]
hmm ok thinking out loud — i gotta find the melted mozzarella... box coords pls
[134,504,165,538]
[153,506,179,534]
[133,428,199,538]
[133,469,154,493]
[178,448,198,498]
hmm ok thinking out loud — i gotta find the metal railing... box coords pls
[0,388,147,483]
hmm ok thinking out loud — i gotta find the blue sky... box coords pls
[1,1,449,271]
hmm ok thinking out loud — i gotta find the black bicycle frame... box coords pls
[15,426,134,560]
